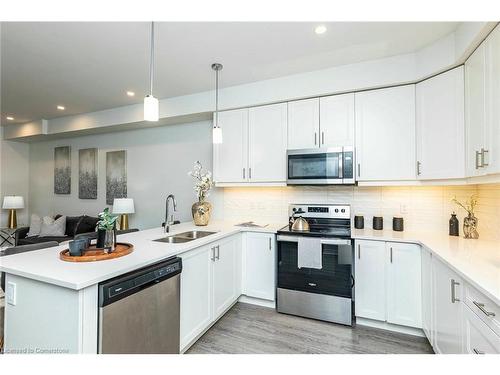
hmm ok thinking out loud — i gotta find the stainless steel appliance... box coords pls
[277,204,354,326]
[98,257,182,354]
[287,147,355,185]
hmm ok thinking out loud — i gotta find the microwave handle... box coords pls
[339,149,344,178]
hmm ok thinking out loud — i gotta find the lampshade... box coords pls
[112,198,135,214]
[2,195,24,209]
[144,95,159,121]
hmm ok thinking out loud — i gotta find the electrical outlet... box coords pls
[6,281,16,306]
[400,204,409,215]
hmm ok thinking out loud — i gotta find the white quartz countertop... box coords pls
[0,221,282,291]
[352,229,500,306]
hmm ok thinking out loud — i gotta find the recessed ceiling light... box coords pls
[57,105,65,110]
[126,91,135,97]
[6,116,14,121]
[315,25,327,35]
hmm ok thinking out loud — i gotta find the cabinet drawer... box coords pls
[463,305,500,354]
[464,283,500,336]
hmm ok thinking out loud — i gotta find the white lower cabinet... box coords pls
[463,305,500,354]
[421,246,433,344]
[386,242,422,328]
[355,240,421,329]
[180,234,241,351]
[355,240,386,321]
[432,256,463,354]
[242,232,276,301]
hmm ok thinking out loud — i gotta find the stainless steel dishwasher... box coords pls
[98,257,182,354]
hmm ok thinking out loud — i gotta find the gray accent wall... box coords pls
[28,120,222,230]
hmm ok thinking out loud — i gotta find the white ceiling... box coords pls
[1,22,460,125]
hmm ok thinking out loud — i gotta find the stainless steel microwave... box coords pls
[287,147,355,185]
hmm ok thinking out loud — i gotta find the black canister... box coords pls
[373,216,384,230]
[449,212,459,236]
[393,217,404,232]
[354,215,365,229]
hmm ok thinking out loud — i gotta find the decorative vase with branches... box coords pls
[452,195,479,239]
[188,161,214,226]
[97,207,118,251]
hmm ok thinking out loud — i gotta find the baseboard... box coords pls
[356,317,425,337]
[238,295,276,309]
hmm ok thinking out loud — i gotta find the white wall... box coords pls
[28,120,223,230]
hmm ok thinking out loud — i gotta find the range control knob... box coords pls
[334,209,339,213]
[341,209,345,213]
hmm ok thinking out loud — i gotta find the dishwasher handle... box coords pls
[99,257,182,307]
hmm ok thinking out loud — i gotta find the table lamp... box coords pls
[112,198,135,230]
[3,195,25,229]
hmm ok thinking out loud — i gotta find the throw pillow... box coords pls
[65,216,83,237]
[39,215,67,237]
[76,215,99,234]
[27,214,42,237]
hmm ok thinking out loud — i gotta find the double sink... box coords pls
[153,230,217,244]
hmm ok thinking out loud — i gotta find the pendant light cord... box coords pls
[215,67,219,128]
[149,21,155,96]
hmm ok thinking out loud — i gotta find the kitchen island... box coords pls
[0,221,280,353]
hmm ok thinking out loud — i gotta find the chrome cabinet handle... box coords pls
[475,150,483,169]
[243,168,246,179]
[451,279,460,303]
[390,247,393,263]
[357,163,361,178]
[417,161,421,176]
[473,301,496,317]
[314,132,317,145]
[321,131,324,145]
[358,244,361,259]
[473,348,485,354]
[249,168,252,179]
[481,148,489,167]
[210,247,216,261]
[216,245,220,260]
[269,237,272,250]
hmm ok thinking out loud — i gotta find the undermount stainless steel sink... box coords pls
[153,230,217,244]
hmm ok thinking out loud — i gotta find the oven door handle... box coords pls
[277,235,351,246]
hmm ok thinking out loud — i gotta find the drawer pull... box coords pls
[473,301,496,317]
[473,348,485,354]
[451,279,460,303]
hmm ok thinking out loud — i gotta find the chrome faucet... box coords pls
[164,194,177,233]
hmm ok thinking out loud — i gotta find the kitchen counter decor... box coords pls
[97,207,118,251]
[189,161,214,226]
[452,195,479,239]
[60,242,133,262]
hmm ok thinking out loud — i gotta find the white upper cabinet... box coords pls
[386,242,422,329]
[416,67,465,180]
[485,24,500,175]
[319,93,355,147]
[287,98,320,150]
[248,103,287,182]
[213,109,249,183]
[355,85,416,181]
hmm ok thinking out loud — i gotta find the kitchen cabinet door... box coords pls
[248,103,287,182]
[386,242,422,328]
[421,246,433,344]
[354,240,386,321]
[319,93,355,147]
[243,232,276,301]
[212,235,239,319]
[355,85,416,181]
[416,67,465,180]
[213,108,249,183]
[287,98,320,150]
[485,24,500,175]
[432,256,463,354]
[180,245,213,351]
[465,43,487,177]
[462,305,500,354]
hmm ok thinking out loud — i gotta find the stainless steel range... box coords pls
[276,204,354,326]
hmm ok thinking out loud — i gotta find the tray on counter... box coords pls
[59,242,134,262]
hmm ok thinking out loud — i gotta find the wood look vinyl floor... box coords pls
[187,303,434,354]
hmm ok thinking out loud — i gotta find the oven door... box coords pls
[287,147,348,185]
[277,235,353,298]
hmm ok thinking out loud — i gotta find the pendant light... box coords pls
[212,63,223,144]
[144,22,159,121]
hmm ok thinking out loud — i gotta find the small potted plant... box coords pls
[188,161,214,226]
[97,207,118,251]
[452,195,479,239]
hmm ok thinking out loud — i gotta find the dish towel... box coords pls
[297,237,323,269]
